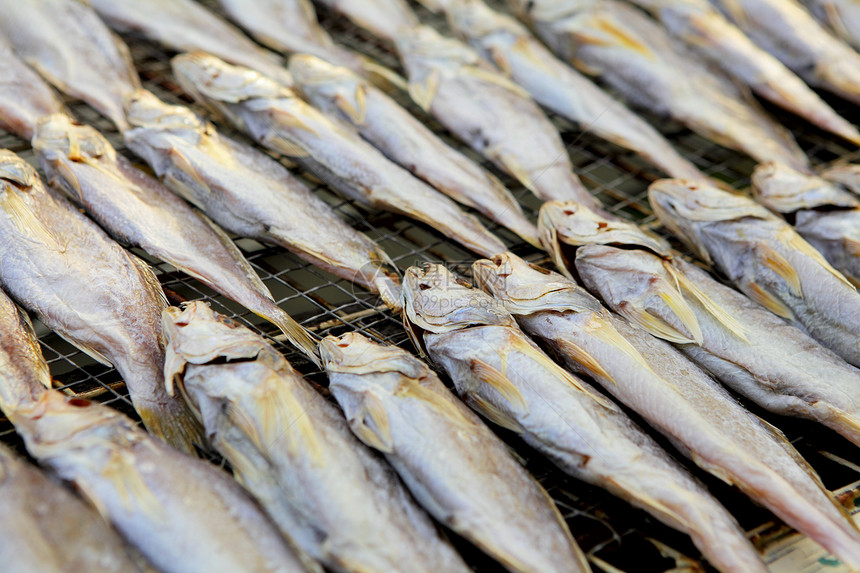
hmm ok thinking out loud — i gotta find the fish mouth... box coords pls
[33,114,114,163]
[470,253,513,296]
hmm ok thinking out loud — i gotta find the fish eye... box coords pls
[68,398,92,408]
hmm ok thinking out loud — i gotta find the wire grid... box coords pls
[1,0,860,570]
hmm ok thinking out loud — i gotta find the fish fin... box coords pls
[195,210,271,296]
[745,281,796,320]
[53,331,113,368]
[469,358,527,409]
[260,306,320,366]
[361,61,409,92]
[350,392,394,454]
[128,254,168,310]
[603,476,689,527]
[137,399,207,456]
[270,107,320,136]
[463,66,532,99]
[50,158,84,203]
[166,148,210,198]
[780,228,856,291]
[487,45,512,76]
[465,393,522,433]
[845,236,860,258]
[574,17,652,58]
[587,317,656,374]
[100,449,160,516]
[758,243,802,297]
[262,379,323,464]
[554,337,617,386]
[618,297,700,345]
[334,86,367,125]
[572,58,603,76]
[0,188,60,250]
[666,263,749,342]
[399,381,475,429]
[264,133,311,158]
[757,416,833,493]
[408,69,440,112]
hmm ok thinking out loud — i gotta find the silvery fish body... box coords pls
[0,150,202,453]
[8,390,306,573]
[0,443,145,573]
[401,263,765,573]
[650,179,860,367]
[441,0,705,180]
[709,0,860,105]
[475,250,860,569]
[822,163,860,195]
[123,90,401,309]
[538,200,860,448]
[87,0,292,86]
[0,288,51,413]
[630,0,860,145]
[0,0,139,130]
[0,42,64,140]
[32,113,318,364]
[753,162,860,286]
[395,26,600,207]
[803,0,860,49]
[513,0,810,171]
[320,332,589,573]
[289,54,540,247]
[172,52,506,258]
[163,302,469,573]
[313,0,419,44]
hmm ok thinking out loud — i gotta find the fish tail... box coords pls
[137,396,207,456]
[259,303,320,367]
[824,408,860,450]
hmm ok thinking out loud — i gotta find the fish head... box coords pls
[752,162,858,214]
[288,54,367,122]
[162,302,273,398]
[125,89,205,134]
[7,390,134,457]
[448,0,522,43]
[320,332,426,382]
[648,179,771,264]
[0,150,38,192]
[395,25,480,72]
[32,114,116,202]
[538,201,671,273]
[401,264,515,353]
[172,52,288,108]
[472,252,603,317]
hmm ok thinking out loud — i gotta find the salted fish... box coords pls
[803,0,860,50]
[513,0,810,171]
[123,90,402,309]
[753,162,860,287]
[32,113,318,364]
[7,390,307,573]
[401,263,767,573]
[474,250,860,568]
[172,52,506,258]
[0,0,139,130]
[629,0,860,145]
[822,163,860,195]
[396,25,600,207]
[163,302,469,573]
[0,42,65,140]
[0,442,146,573]
[709,0,860,105]
[289,53,540,246]
[539,200,860,448]
[0,149,203,453]
[0,288,51,413]
[650,178,860,367]
[87,0,292,87]
[313,0,420,44]
[320,331,590,573]
[427,0,705,180]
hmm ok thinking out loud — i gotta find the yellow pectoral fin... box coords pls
[575,17,653,59]
[759,243,802,297]
[469,358,527,410]
[745,281,796,320]
[780,228,856,291]
[350,392,394,454]
[408,69,440,112]
[463,66,532,99]
[334,85,367,126]
[264,133,311,158]
[666,263,749,342]
[465,393,523,433]
[100,450,161,518]
[555,337,616,386]
[167,148,211,193]
[619,301,701,345]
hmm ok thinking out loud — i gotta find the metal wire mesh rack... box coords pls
[2,1,860,571]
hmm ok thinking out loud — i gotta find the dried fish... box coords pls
[163,302,469,573]
[172,52,506,258]
[0,289,51,413]
[320,332,589,573]
[402,263,766,573]
[0,149,203,453]
[123,90,402,309]
[513,0,810,171]
[753,162,860,286]
[8,390,307,573]
[0,42,64,140]
[289,54,540,246]
[650,178,860,367]
[475,251,860,568]
[314,0,419,44]
[710,0,860,105]
[396,26,600,207]
[803,0,860,49]
[87,0,292,87]
[0,442,145,573]
[33,113,318,364]
[822,163,860,196]
[435,0,705,180]
[629,0,860,145]
[0,0,139,130]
